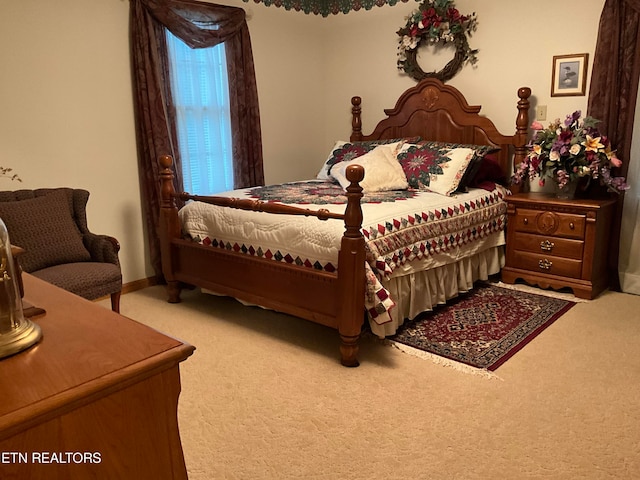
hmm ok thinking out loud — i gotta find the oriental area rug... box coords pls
[388,283,576,371]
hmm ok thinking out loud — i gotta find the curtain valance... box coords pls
[142,0,247,48]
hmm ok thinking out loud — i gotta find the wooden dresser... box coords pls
[501,193,616,299]
[0,275,195,479]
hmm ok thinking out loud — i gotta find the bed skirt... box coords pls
[202,244,505,338]
[373,245,505,337]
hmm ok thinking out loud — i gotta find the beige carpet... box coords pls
[99,285,640,479]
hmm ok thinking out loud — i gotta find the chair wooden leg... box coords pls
[110,291,121,313]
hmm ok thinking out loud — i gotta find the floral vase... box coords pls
[555,181,578,199]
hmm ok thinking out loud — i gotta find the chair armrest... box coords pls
[83,233,121,265]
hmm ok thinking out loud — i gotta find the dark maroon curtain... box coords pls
[587,0,640,290]
[130,0,264,278]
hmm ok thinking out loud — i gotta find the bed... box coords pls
[158,78,531,367]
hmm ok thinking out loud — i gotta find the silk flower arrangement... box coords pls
[512,111,629,194]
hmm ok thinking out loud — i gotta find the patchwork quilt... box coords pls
[179,180,508,328]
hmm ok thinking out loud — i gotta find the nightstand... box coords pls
[501,193,617,299]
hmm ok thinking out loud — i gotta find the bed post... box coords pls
[158,155,182,303]
[337,164,366,367]
[512,87,532,194]
[350,96,363,142]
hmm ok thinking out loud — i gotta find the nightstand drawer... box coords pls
[513,208,586,240]
[512,232,584,260]
[511,250,582,278]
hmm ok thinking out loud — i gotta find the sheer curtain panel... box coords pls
[166,32,234,195]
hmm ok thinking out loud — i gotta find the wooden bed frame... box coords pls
[157,79,531,367]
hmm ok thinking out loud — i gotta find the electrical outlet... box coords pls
[536,105,547,121]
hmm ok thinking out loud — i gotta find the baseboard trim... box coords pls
[93,276,161,304]
[122,276,161,295]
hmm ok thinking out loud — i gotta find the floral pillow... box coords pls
[398,141,502,194]
[408,140,497,153]
[397,143,476,196]
[316,137,421,180]
[330,143,408,193]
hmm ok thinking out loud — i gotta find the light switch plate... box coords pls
[536,105,547,121]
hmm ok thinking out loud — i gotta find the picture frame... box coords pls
[551,53,589,97]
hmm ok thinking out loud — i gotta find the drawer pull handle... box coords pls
[523,218,529,225]
[539,259,553,270]
[569,222,575,230]
[540,240,555,252]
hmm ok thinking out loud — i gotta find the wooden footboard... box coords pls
[158,155,367,367]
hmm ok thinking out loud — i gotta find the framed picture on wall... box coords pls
[551,53,589,97]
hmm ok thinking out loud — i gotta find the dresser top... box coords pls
[0,275,194,436]
[506,192,618,210]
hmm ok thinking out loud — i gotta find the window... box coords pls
[166,30,233,195]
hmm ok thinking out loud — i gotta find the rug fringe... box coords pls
[491,281,589,303]
[385,340,502,380]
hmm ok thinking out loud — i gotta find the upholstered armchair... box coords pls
[0,188,122,312]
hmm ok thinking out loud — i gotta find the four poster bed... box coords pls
[158,79,531,366]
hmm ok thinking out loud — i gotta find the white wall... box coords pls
[0,0,612,285]
[1,0,326,283]
[240,4,327,184]
[619,87,640,295]
[320,0,605,144]
[0,0,145,283]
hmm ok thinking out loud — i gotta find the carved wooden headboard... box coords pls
[350,78,531,177]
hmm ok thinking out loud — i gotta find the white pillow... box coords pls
[331,143,408,193]
[316,138,415,181]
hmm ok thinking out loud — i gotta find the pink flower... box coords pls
[530,121,544,131]
[610,156,622,168]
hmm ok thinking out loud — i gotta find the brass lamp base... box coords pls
[0,319,42,359]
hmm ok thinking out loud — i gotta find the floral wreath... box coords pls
[397,0,478,82]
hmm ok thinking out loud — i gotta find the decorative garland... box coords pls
[242,0,409,17]
[397,0,478,82]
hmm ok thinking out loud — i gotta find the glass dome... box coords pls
[0,218,42,359]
